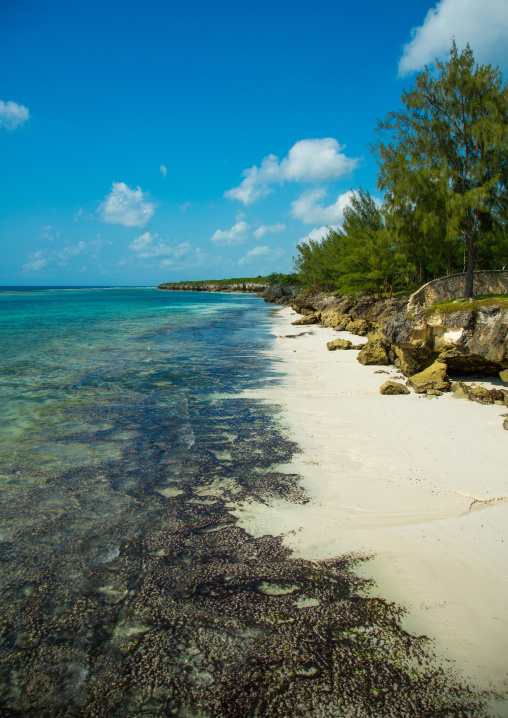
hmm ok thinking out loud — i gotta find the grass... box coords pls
[424,294,508,316]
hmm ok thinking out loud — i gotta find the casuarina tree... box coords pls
[375,42,508,297]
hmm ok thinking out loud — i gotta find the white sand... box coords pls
[233,304,508,702]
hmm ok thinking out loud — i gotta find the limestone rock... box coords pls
[437,346,502,375]
[291,314,319,326]
[407,361,451,394]
[327,338,352,351]
[500,369,508,385]
[346,318,372,336]
[503,416,508,431]
[379,381,410,395]
[320,307,349,328]
[335,316,353,331]
[427,389,443,396]
[451,381,470,400]
[391,343,433,376]
[357,339,391,366]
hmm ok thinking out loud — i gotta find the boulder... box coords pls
[504,416,508,431]
[357,339,391,366]
[391,343,434,376]
[379,381,410,395]
[451,380,470,400]
[346,318,372,336]
[407,361,451,394]
[300,307,317,316]
[291,314,319,326]
[327,338,352,351]
[500,369,508,385]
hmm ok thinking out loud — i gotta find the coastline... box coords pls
[233,303,508,705]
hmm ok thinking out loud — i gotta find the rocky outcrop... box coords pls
[346,319,372,336]
[379,381,410,395]
[407,361,451,394]
[501,370,508,385]
[383,305,508,376]
[390,343,434,376]
[159,282,268,293]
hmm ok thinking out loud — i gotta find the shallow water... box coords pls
[0,287,490,717]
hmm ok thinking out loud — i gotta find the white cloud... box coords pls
[99,182,155,227]
[130,232,191,260]
[291,189,354,225]
[211,220,249,245]
[22,239,105,272]
[238,245,284,266]
[0,100,29,130]
[160,164,167,178]
[253,223,286,240]
[225,139,359,205]
[22,251,47,272]
[298,226,337,244]
[399,0,508,76]
[179,202,192,212]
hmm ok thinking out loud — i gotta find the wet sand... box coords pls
[233,304,508,705]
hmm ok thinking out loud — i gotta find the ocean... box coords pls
[0,287,487,717]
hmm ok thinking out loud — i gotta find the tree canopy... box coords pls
[293,43,508,298]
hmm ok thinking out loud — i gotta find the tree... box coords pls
[375,42,508,297]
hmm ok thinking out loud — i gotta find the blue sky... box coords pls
[1,0,507,286]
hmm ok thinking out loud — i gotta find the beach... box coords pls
[233,303,508,702]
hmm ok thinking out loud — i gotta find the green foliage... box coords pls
[375,42,508,296]
[293,190,415,297]
[293,43,508,298]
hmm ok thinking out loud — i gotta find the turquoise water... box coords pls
[0,288,489,717]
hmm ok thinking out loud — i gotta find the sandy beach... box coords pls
[233,303,508,706]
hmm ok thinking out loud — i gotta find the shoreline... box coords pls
[233,303,508,706]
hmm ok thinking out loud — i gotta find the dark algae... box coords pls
[0,288,491,716]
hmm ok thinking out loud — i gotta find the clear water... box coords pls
[0,287,489,717]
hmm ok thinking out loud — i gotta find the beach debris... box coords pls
[379,381,410,395]
[356,338,391,366]
[407,360,451,394]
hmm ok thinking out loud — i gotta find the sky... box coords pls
[1,0,507,286]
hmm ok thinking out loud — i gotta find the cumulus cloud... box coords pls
[160,164,167,178]
[99,182,155,227]
[225,139,359,205]
[253,223,285,240]
[0,100,29,130]
[399,0,508,76]
[130,232,191,260]
[211,220,249,245]
[291,189,354,225]
[22,251,47,272]
[238,245,284,266]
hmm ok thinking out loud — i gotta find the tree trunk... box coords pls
[464,236,476,298]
